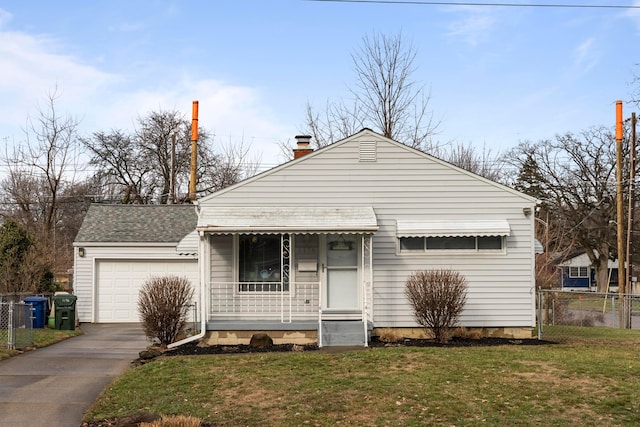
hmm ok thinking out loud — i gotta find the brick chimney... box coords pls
[293,135,313,159]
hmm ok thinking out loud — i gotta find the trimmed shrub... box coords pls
[138,275,194,348]
[405,269,468,343]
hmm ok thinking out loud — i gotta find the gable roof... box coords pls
[196,128,537,205]
[75,204,197,243]
[558,252,619,268]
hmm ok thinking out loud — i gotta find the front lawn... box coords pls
[86,341,640,426]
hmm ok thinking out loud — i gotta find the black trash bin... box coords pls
[24,296,48,328]
[53,294,77,330]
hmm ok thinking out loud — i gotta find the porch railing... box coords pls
[208,282,320,323]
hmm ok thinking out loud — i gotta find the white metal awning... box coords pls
[396,220,511,238]
[197,206,378,234]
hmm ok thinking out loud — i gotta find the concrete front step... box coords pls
[321,320,367,346]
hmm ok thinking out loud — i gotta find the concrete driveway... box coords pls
[0,323,149,427]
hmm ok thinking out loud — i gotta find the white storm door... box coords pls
[323,234,359,310]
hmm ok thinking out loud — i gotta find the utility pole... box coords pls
[627,112,637,294]
[616,101,626,295]
[169,133,176,204]
[189,100,199,203]
[616,100,627,328]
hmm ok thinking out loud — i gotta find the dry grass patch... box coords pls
[140,415,202,427]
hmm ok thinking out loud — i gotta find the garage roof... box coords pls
[75,204,197,243]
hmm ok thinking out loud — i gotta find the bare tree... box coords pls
[303,32,439,151]
[0,90,82,276]
[431,142,507,183]
[83,108,260,203]
[135,110,199,204]
[2,90,80,238]
[83,110,213,204]
[199,136,261,193]
[81,130,154,203]
[506,126,633,292]
[82,130,156,204]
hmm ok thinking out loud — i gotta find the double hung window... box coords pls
[568,266,588,278]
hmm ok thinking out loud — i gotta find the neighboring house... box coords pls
[74,129,538,347]
[74,205,198,323]
[558,253,618,291]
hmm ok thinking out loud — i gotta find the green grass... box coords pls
[0,328,82,360]
[564,296,640,313]
[541,324,640,342]
[86,342,640,426]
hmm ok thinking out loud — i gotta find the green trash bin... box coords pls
[53,294,77,330]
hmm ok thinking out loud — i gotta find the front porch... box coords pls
[205,281,370,346]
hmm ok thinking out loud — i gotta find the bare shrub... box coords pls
[377,328,401,343]
[452,327,482,340]
[405,269,468,343]
[138,275,194,348]
[140,415,202,427]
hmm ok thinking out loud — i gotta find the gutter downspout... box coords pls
[168,204,206,349]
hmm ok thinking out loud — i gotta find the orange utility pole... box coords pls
[189,100,199,202]
[616,100,626,328]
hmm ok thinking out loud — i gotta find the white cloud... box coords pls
[0,28,117,132]
[0,24,291,167]
[625,0,640,33]
[107,22,146,33]
[571,37,598,76]
[444,6,497,46]
[0,8,11,28]
[93,77,292,166]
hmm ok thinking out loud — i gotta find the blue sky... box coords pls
[1,1,639,170]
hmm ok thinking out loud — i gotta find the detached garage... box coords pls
[74,205,199,323]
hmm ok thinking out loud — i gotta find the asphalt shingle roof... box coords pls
[74,204,197,243]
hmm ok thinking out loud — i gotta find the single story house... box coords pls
[557,253,618,291]
[74,129,538,346]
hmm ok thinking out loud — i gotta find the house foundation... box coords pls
[203,330,317,345]
[370,327,534,341]
[200,326,533,346]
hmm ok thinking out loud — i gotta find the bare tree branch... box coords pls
[303,32,440,152]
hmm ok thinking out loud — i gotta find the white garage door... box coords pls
[96,259,199,323]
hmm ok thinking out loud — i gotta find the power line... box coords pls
[307,0,640,8]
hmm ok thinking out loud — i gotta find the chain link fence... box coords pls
[185,302,200,336]
[0,302,34,350]
[537,289,640,342]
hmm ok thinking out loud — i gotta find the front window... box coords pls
[399,236,504,252]
[238,234,289,291]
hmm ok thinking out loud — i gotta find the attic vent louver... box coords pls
[359,140,377,162]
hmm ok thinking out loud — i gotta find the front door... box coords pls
[323,234,359,310]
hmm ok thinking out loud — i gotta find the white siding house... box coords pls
[194,129,538,346]
[73,130,537,346]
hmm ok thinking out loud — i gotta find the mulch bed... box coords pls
[161,336,551,357]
